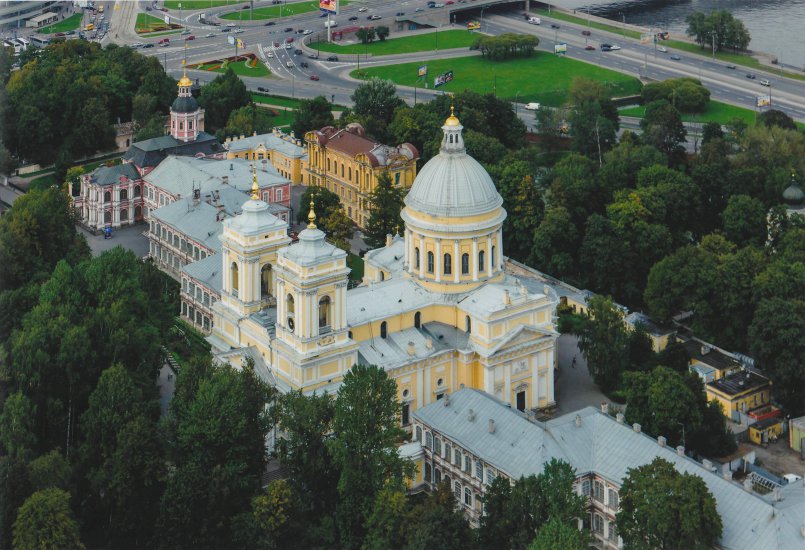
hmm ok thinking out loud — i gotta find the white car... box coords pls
[358,7,367,11]
[609,44,621,50]
[267,51,274,58]
[656,45,667,52]
[234,28,244,33]
[303,29,313,35]
[760,79,771,87]
[130,42,144,48]
[284,43,292,49]
[226,22,236,27]
[324,20,338,27]
[205,32,215,38]
[524,102,541,111]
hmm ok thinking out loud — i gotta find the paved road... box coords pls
[554,333,612,416]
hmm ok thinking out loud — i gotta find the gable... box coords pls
[486,324,557,357]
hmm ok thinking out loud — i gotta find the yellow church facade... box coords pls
[208,112,558,422]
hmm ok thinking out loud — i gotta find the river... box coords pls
[553,0,805,69]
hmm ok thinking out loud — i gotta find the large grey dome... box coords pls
[404,116,502,218]
[171,95,198,114]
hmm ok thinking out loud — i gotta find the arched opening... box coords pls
[461,253,469,275]
[286,293,295,315]
[465,315,471,334]
[134,205,142,220]
[380,321,387,339]
[120,189,128,201]
[319,296,331,329]
[134,186,141,197]
[479,250,485,272]
[443,253,452,275]
[379,271,385,281]
[231,262,239,295]
[427,251,434,273]
[120,209,128,222]
[492,246,496,268]
[104,191,111,203]
[103,211,111,224]
[414,311,421,329]
[260,264,272,299]
[415,247,420,269]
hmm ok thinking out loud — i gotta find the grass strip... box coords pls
[220,0,350,20]
[619,100,757,125]
[531,8,641,40]
[39,13,84,34]
[354,51,642,106]
[308,29,477,55]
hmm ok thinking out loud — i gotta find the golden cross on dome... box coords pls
[307,198,317,229]
[251,163,259,200]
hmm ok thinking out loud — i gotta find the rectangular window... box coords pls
[444,445,451,463]
[582,479,591,496]
[425,432,432,449]
[395,172,400,185]
[485,468,496,485]
[464,487,472,507]
[401,403,410,426]
[454,450,461,467]
[434,437,441,456]
[475,460,483,480]
[593,514,604,534]
[608,488,619,510]
[454,481,461,500]
[464,455,471,473]
[277,188,283,202]
[608,521,618,541]
[434,468,441,485]
[593,480,604,503]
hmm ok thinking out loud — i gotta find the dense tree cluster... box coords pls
[3,40,174,170]
[641,77,711,113]
[291,95,336,138]
[198,66,251,133]
[471,33,540,60]
[686,10,751,52]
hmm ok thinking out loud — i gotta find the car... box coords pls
[145,6,151,10]
[284,42,292,49]
[327,55,339,61]
[445,1,454,4]
[656,45,667,52]
[550,23,560,29]
[746,73,756,79]
[284,27,293,32]
[358,6,367,11]
[609,44,621,50]
[159,42,169,47]
[265,21,275,26]
[55,32,65,37]
[324,20,338,27]
[349,15,358,20]
[303,29,313,35]
[320,12,328,17]
[130,41,144,48]
[296,29,305,34]
[310,74,319,80]
[285,36,294,43]
[415,7,424,11]
[670,54,681,60]
[286,60,294,68]
[185,35,195,40]
[524,102,540,111]
[66,30,75,35]
[226,22,236,27]
[760,79,771,86]
[600,43,611,51]
[257,86,268,92]
[726,64,736,69]
[160,7,168,12]
[267,51,274,58]
[221,27,231,32]
[158,38,170,44]
[308,53,319,59]
[300,61,309,68]
[585,45,595,50]
[142,43,154,48]
[581,30,591,36]
[368,14,382,20]
[205,32,215,37]
[273,41,280,47]
[234,28,244,33]
[396,11,405,16]
[295,48,303,55]
[181,29,191,35]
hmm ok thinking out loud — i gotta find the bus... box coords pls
[98,5,104,13]
[17,37,30,49]
[85,23,94,31]
[4,40,21,55]
[29,35,51,49]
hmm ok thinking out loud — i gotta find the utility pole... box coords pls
[712,32,716,60]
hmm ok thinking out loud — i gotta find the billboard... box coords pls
[467,21,480,30]
[164,14,170,24]
[757,95,771,107]
[434,70,453,88]
[554,43,567,54]
[418,65,428,78]
[320,0,338,15]
[228,34,235,45]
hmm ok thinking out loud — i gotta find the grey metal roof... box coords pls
[123,132,222,169]
[363,236,405,275]
[624,312,676,337]
[357,322,465,369]
[279,226,345,267]
[413,389,805,550]
[225,131,306,158]
[181,252,222,293]
[89,163,140,187]
[150,195,229,252]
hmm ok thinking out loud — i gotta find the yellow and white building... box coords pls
[223,129,309,185]
[208,111,558,419]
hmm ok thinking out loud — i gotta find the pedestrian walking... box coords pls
[571,356,577,369]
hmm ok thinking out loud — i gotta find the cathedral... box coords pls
[208,108,559,418]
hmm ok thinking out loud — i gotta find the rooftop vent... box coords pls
[658,436,666,448]
[575,414,582,428]
[676,446,685,457]
[502,289,511,305]
[701,345,711,355]
[600,402,609,415]
[488,419,496,434]
[407,341,415,356]
[633,423,641,433]
[443,394,450,407]
[230,163,233,171]
[467,408,475,422]
[723,470,733,481]
[616,413,625,424]
[702,459,714,471]
[425,337,433,349]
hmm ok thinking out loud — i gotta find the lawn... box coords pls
[531,8,641,40]
[220,0,349,20]
[164,0,242,8]
[135,13,174,33]
[251,93,347,112]
[308,29,477,55]
[38,13,83,34]
[354,52,643,106]
[208,58,271,77]
[619,100,757,125]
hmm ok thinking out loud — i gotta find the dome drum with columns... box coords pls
[209,108,559,416]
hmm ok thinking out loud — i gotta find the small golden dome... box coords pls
[307,198,317,229]
[444,104,460,126]
[178,75,192,88]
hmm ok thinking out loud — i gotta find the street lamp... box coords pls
[711,31,717,60]
[514,91,520,115]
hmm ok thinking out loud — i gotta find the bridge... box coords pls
[395,0,530,27]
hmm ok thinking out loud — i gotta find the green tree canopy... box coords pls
[198,67,251,133]
[577,295,630,392]
[364,170,405,250]
[722,194,767,248]
[351,78,405,124]
[642,78,710,113]
[218,103,278,140]
[13,488,85,550]
[0,392,37,460]
[292,95,335,138]
[403,482,474,549]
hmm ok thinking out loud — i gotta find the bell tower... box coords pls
[170,52,204,142]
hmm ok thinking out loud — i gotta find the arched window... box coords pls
[380,321,387,339]
[103,211,111,224]
[286,293,295,315]
[134,186,141,197]
[461,253,469,275]
[427,251,434,273]
[120,189,128,201]
[492,246,496,268]
[179,121,184,130]
[231,262,239,294]
[414,311,421,329]
[443,253,452,275]
[379,271,384,281]
[104,191,111,203]
[319,296,331,329]
[260,264,272,298]
[120,209,128,222]
[134,205,142,219]
[465,316,471,334]
[415,247,420,269]
[479,250,485,272]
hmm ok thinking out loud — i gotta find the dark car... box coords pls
[670,54,681,60]
[600,43,611,51]
[581,30,591,36]
[295,48,303,55]
[265,21,275,26]
[296,29,305,33]
[257,86,268,92]
[65,30,75,35]
[221,27,231,32]
[285,36,294,43]
[584,45,595,50]
[327,55,339,61]
[142,43,154,48]
[310,74,319,80]
[746,73,756,79]
[300,61,309,68]
[726,64,736,69]
[550,23,560,29]
[349,15,358,21]
[284,27,293,32]
[273,41,280,47]
[396,11,405,16]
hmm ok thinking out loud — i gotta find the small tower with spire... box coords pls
[170,45,204,142]
[783,170,805,218]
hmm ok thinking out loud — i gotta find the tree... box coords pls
[198,67,251,132]
[236,479,298,550]
[577,295,630,392]
[701,122,723,145]
[0,457,31,548]
[351,78,405,124]
[529,517,589,550]
[329,364,409,549]
[749,298,805,415]
[530,206,579,279]
[362,486,407,550]
[364,170,405,250]
[722,194,767,247]
[403,482,473,549]
[292,95,335,137]
[28,450,72,493]
[641,78,710,114]
[219,103,277,140]
[298,185,341,227]
[0,392,37,460]
[617,457,722,550]
[505,175,545,261]
[375,25,390,41]
[757,109,796,130]
[13,488,85,550]
[640,100,687,160]
[472,33,539,60]
[547,153,600,228]
[321,205,355,253]
[356,27,376,45]
[569,100,617,165]
[135,117,166,141]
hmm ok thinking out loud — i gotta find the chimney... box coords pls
[633,423,641,433]
[657,436,666,448]
[676,446,685,457]
[743,478,753,492]
[443,394,450,407]
[262,159,268,172]
[386,233,393,247]
[502,289,511,305]
[723,470,733,481]
[772,487,782,502]
[543,285,550,296]
[407,341,415,356]
[702,459,713,471]
[467,409,475,422]
[459,383,465,390]
[488,419,496,433]
[575,414,582,428]
[222,175,229,184]
[600,402,609,415]
[425,337,433,349]
[193,188,200,203]
[230,163,234,171]
[616,413,624,424]
[701,345,711,355]
[290,131,296,139]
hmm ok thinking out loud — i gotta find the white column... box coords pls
[453,241,460,283]
[418,235,424,278]
[486,235,493,274]
[435,240,442,282]
[497,232,503,267]
[472,238,479,281]
[405,229,412,272]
